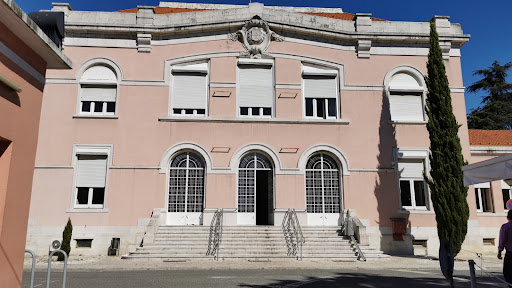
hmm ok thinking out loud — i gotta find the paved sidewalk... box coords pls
[24,251,503,272]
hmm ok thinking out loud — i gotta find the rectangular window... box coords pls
[238,64,273,117]
[502,181,512,210]
[398,159,428,210]
[171,64,208,117]
[389,92,424,122]
[76,239,93,248]
[475,185,493,213]
[80,85,117,115]
[303,65,338,119]
[75,154,107,208]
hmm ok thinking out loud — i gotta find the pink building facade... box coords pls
[26,2,503,257]
[0,0,71,286]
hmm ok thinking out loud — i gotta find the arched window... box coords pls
[305,153,340,214]
[387,69,425,122]
[168,152,205,213]
[79,65,118,116]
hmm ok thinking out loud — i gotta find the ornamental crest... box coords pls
[229,17,284,58]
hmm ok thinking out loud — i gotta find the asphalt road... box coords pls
[22,268,506,288]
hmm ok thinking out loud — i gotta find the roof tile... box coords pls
[469,129,512,146]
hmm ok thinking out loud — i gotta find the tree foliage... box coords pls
[425,22,469,256]
[467,61,512,130]
[58,218,73,261]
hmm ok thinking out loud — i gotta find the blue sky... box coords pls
[15,0,512,115]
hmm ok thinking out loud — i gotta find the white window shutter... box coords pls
[81,86,117,102]
[81,66,117,84]
[239,65,273,108]
[398,160,424,178]
[304,76,337,99]
[76,155,107,188]
[172,73,207,109]
[389,94,424,121]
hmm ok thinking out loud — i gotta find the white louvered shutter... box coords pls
[239,65,273,108]
[76,155,107,188]
[304,76,337,99]
[81,86,117,102]
[398,160,424,178]
[389,94,424,121]
[172,73,207,109]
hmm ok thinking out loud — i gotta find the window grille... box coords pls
[169,152,205,213]
[305,154,340,214]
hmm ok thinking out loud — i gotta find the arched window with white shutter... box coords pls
[79,64,118,116]
[384,66,426,122]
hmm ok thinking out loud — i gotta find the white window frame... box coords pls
[474,182,494,213]
[170,61,210,117]
[302,63,339,120]
[394,148,430,211]
[237,58,274,118]
[71,145,112,210]
[384,66,427,123]
[78,65,119,117]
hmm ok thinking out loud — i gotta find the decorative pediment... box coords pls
[229,17,284,58]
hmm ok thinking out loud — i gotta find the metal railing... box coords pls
[281,209,305,260]
[206,208,223,260]
[343,213,366,261]
[24,249,68,288]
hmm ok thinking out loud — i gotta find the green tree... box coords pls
[467,61,512,130]
[58,218,73,261]
[425,22,469,256]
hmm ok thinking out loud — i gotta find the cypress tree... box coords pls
[58,218,73,261]
[425,21,469,256]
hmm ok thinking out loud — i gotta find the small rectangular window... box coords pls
[94,102,103,113]
[503,189,512,209]
[305,98,313,116]
[252,107,259,116]
[476,187,493,212]
[400,180,412,207]
[75,154,107,209]
[76,239,93,248]
[263,108,271,116]
[316,99,325,118]
[106,102,116,113]
[328,99,336,117]
[483,238,495,246]
[398,159,428,210]
[240,107,249,115]
[81,101,91,112]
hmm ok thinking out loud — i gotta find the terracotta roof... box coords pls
[117,7,211,14]
[469,130,512,146]
[116,7,387,21]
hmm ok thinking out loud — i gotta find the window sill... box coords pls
[159,116,350,125]
[396,209,434,214]
[477,212,507,217]
[389,120,427,125]
[66,208,109,213]
[73,115,118,119]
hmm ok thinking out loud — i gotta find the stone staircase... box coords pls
[122,225,388,261]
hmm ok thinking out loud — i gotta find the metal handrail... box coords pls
[290,209,305,261]
[206,208,223,260]
[343,213,366,261]
[281,209,305,260]
[281,209,294,255]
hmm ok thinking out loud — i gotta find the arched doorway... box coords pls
[167,151,205,225]
[238,152,274,225]
[305,153,342,226]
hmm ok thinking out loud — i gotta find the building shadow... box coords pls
[0,81,20,106]
[374,90,412,255]
[238,272,469,288]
